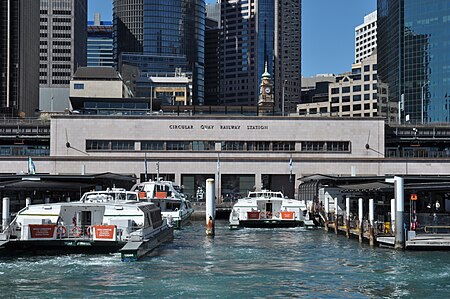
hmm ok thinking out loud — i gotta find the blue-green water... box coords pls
[1,221,449,298]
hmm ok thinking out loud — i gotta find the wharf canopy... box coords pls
[44,115,384,200]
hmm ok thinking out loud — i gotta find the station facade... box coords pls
[1,115,450,200]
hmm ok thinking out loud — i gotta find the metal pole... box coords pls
[26,197,31,207]
[346,197,350,238]
[205,178,215,236]
[369,198,375,246]
[2,197,10,229]
[421,84,424,124]
[394,176,405,249]
[334,197,339,234]
[391,198,396,235]
[150,85,153,112]
[358,197,363,243]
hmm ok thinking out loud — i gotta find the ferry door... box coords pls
[266,203,273,213]
[80,211,92,227]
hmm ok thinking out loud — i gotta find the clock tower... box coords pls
[258,62,274,108]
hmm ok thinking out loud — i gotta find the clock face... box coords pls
[265,87,271,94]
[260,87,264,94]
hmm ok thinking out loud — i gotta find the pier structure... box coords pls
[301,174,450,250]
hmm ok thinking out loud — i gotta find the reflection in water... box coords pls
[0,221,450,298]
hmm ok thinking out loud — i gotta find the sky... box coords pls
[88,0,377,77]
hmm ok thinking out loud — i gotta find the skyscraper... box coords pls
[39,0,87,112]
[87,13,113,67]
[219,0,301,112]
[0,0,40,117]
[113,0,205,104]
[378,0,450,124]
[355,11,377,64]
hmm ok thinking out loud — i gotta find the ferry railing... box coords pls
[411,213,450,235]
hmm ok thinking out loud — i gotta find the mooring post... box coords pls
[324,196,329,231]
[390,198,396,235]
[358,198,363,243]
[45,197,50,204]
[205,178,215,237]
[66,196,71,202]
[334,197,338,234]
[25,197,31,207]
[346,197,350,238]
[369,198,375,246]
[394,176,405,249]
[2,197,10,230]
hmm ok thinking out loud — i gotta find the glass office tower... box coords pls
[113,0,205,104]
[378,0,450,124]
[219,0,301,111]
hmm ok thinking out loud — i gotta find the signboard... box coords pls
[93,225,116,241]
[29,224,56,239]
[281,211,294,220]
[155,191,167,199]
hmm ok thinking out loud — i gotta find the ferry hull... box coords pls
[0,239,125,256]
[232,220,304,229]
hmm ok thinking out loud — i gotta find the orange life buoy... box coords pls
[57,225,66,237]
[275,212,281,218]
[72,226,82,237]
[260,212,266,219]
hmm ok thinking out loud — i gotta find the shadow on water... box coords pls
[0,221,450,298]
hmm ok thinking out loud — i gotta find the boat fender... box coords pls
[275,212,280,218]
[260,212,266,219]
[175,208,178,212]
[72,226,82,237]
[57,225,67,237]
[86,226,92,237]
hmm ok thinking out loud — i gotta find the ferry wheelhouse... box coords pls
[131,180,194,228]
[229,190,308,229]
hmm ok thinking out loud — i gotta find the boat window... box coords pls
[127,193,138,201]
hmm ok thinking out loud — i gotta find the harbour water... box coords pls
[1,221,450,298]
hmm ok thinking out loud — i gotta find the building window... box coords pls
[331,88,339,94]
[74,84,84,90]
[272,141,295,151]
[342,87,350,93]
[364,65,370,72]
[141,141,164,151]
[364,75,370,81]
[192,141,215,151]
[247,141,271,151]
[167,141,191,151]
[222,141,245,151]
[353,85,361,92]
[86,140,135,151]
[301,141,350,153]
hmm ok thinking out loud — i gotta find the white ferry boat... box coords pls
[80,188,139,203]
[131,179,194,228]
[229,190,308,229]
[0,200,173,261]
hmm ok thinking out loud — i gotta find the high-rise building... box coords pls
[39,0,87,112]
[204,15,220,105]
[219,0,301,113]
[0,0,40,117]
[113,0,205,104]
[87,13,113,67]
[378,0,450,124]
[355,11,377,64]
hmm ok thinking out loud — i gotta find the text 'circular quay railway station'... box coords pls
[3,113,450,247]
